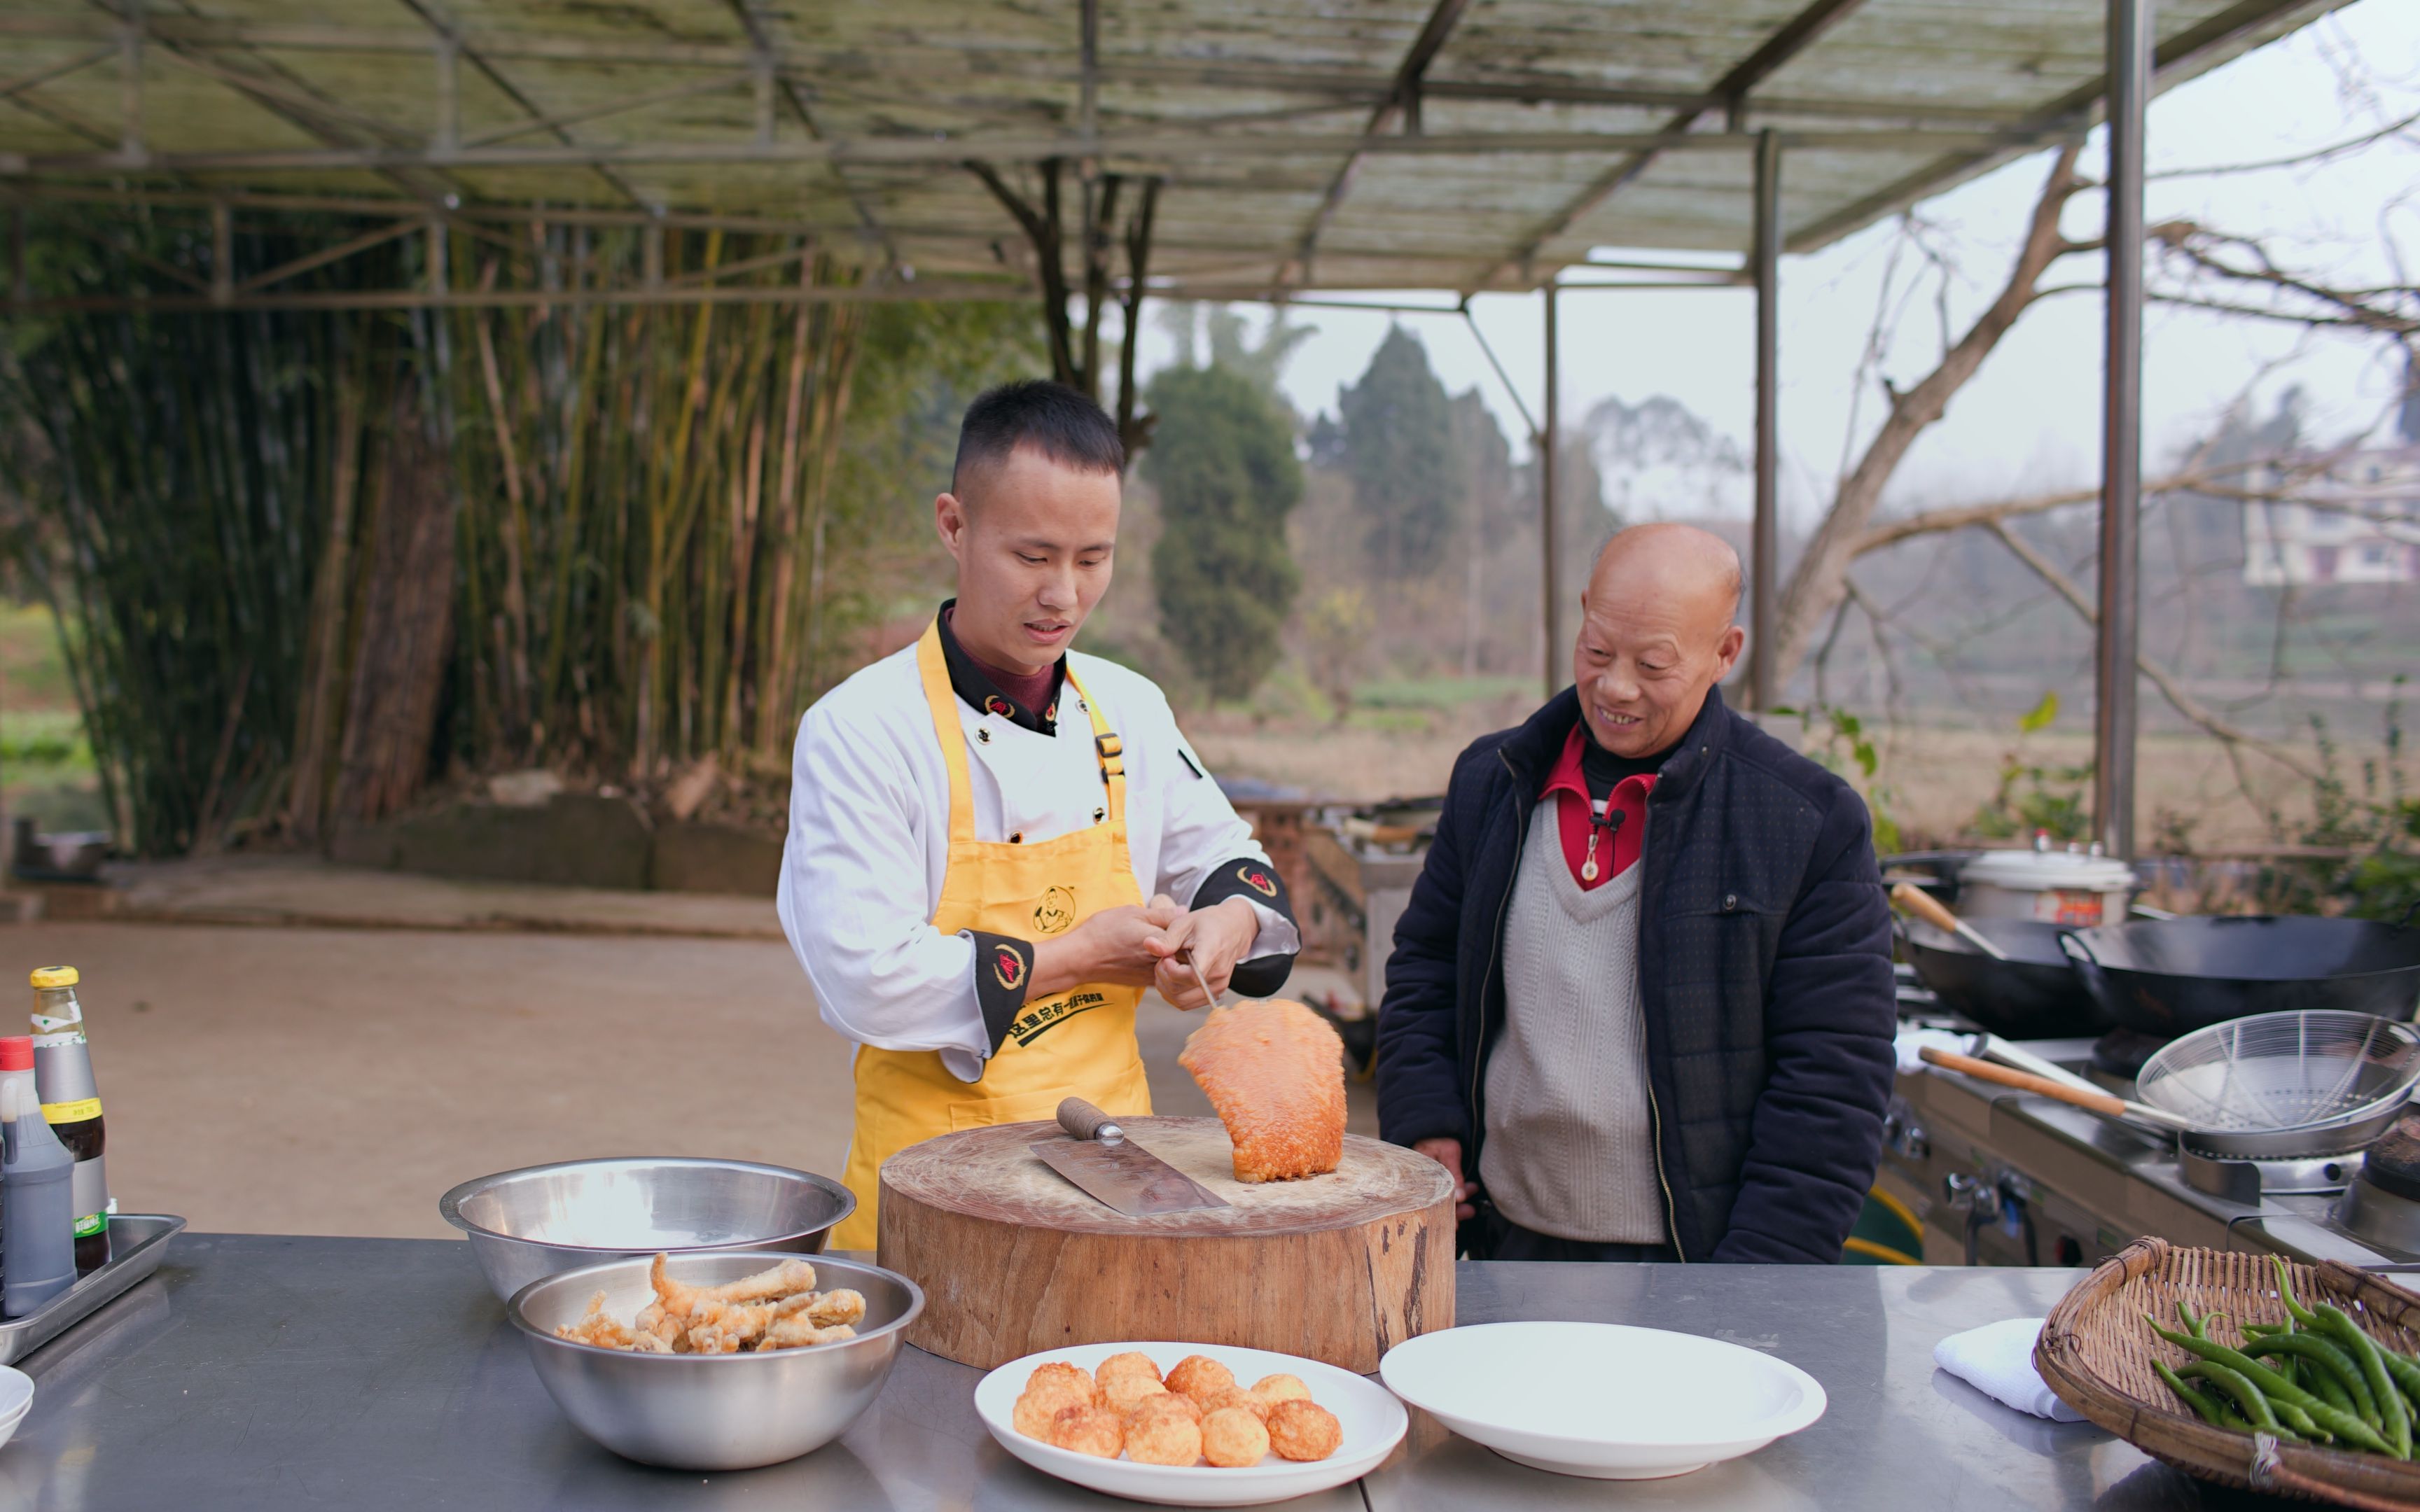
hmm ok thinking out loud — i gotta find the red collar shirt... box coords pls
[1540,724,1655,890]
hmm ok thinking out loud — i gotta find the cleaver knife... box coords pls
[1030,1097,1230,1217]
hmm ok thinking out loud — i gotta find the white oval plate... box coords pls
[0,1366,32,1450]
[975,1341,1407,1507]
[1380,1322,1826,1480]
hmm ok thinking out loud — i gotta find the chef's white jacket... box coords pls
[779,642,1299,1082]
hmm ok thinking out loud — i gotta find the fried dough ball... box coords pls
[1130,1390,1202,1427]
[1044,1403,1126,1460]
[1025,1362,1099,1402]
[1015,1379,1097,1439]
[1251,1373,1313,1410]
[1123,1399,1205,1466]
[1101,1373,1169,1413]
[1265,1399,1343,1462]
[1201,1406,1270,1468]
[1164,1355,1237,1404]
[1197,1385,1270,1422]
[1096,1351,1163,1387]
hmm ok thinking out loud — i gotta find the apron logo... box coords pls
[1032,886,1076,935]
[1239,864,1278,898]
[992,943,1029,991]
[984,694,1015,718]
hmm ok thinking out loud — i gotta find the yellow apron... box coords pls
[833,624,1153,1251]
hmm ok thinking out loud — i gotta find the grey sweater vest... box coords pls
[1478,799,1667,1244]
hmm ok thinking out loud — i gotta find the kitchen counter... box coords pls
[0,1233,2246,1510]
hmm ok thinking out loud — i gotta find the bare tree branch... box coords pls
[1763,142,2091,704]
[1981,517,2321,781]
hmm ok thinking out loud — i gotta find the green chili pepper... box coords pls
[2178,1361,2286,1434]
[2315,1304,2414,1458]
[2374,1347,2420,1420]
[2273,1258,2323,1329]
[2243,1332,2379,1425]
[2156,1361,2233,1428]
[2179,1301,2204,1338]
[2145,1318,2398,1456]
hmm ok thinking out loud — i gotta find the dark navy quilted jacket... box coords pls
[1373,685,1896,1264]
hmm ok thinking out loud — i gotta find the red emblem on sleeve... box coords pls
[1239,866,1278,898]
[992,944,1028,991]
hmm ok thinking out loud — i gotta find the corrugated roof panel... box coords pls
[0,0,2349,298]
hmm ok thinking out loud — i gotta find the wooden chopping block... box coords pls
[878,1116,1455,1371]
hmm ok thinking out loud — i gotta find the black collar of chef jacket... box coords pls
[935,600,1067,737]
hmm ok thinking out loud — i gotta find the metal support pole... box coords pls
[209,199,232,307]
[2094,0,2149,858]
[751,55,775,147]
[1541,281,1562,696]
[1750,128,1781,711]
[433,38,459,155]
[642,220,664,287]
[118,5,144,162]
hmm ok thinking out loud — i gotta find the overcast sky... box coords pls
[1134,0,2417,528]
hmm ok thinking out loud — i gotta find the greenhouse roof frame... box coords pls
[0,0,2347,307]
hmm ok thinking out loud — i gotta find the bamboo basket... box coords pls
[2038,1238,2420,1509]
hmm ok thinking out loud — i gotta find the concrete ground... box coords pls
[3,918,1373,1240]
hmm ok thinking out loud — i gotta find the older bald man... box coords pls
[1375,524,1896,1264]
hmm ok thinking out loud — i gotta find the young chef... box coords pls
[780,379,1300,1250]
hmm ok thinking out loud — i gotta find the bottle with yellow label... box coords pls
[29,967,108,1274]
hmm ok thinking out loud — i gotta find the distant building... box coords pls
[2241,445,2420,587]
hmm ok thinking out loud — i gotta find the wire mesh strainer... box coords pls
[2135,1010,2420,1134]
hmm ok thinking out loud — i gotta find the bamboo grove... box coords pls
[0,206,1036,855]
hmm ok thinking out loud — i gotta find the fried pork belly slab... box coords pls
[1178,999,1345,1182]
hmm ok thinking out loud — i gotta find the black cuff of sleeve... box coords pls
[1192,855,1294,923]
[968,931,1034,1052]
[1192,856,1297,999]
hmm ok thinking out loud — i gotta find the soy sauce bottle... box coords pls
[29,968,109,1274]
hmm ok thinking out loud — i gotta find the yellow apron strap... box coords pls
[914,623,977,847]
[1064,662,1125,828]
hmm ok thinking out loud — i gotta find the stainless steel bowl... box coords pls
[510,1250,922,1470]
[439,1158,855,1302]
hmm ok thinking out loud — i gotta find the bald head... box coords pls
[1588,522,1743,627]
[1571,524,1748,758]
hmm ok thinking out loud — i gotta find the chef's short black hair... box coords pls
[952,380,1125,496]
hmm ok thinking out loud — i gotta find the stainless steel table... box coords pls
[0,1234,2254,1509]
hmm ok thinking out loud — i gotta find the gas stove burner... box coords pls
[2332,1112,2420,1251]
[2092,1028,2169,1080]
[2180,1145,2363,1202]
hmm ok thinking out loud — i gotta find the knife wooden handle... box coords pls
[1917,1046,2129,1117]
[1057,1098,1121,1142]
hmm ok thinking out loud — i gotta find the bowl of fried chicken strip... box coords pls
[509,1249,922,1470]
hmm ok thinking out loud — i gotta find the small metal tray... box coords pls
[0,1214,185,1365]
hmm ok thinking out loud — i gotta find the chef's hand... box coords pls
[1414,1138,1477,1221]
[1031,900,1180,995]
[1146,897,1260,1010]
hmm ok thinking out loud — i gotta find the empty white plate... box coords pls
[0,1366,33,1450]
[975,1341,1407,1507]
[1380,1322,1825,1479]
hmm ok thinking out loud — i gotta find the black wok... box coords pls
[1900,916,2110,1040]
[2059,915,2420,1038]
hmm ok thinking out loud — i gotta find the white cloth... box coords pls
[1896,1026,1972,1074]
[779,640,1299,1084]
[1933,1317,2085,1422]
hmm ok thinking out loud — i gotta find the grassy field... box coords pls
[0,602,106,832]
[1187,676,2400,854]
